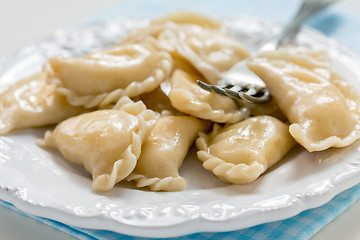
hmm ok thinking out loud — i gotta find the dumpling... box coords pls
[248,46,360,152]
[196,116,296,184]
[168,69,249,123]
[119,11,224,45]
[120,12,249,85]
[127,115,211,191]
[119,23,165,45]
[157,23,250,84]
[37,97,157,191]
[242,100,287,122]
[44,38,173,108]
[151,11,223,30]
[0,72,84,134]
[122,17,249,84]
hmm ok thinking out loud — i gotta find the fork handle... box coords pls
[260,0,336,52]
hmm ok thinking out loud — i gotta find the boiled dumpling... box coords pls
[121,16,249,84]
[248,46,360,152]
[196,116,296,184]
[157,23,250,84]
[0,73,84,134]
[127,115,211,191]
[151,11,223,30]
[45,39,173,108]
[118,24,165,45]
[168,69,249,123]
[119,11,224,45]
[37,97,157,191]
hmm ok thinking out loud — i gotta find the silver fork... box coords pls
[196,0,338,104]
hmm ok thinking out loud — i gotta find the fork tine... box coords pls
[224,86,271,104]
[196,80,227,96]
[194,0,335,105]
[243,88,271,104]
[223,88,255,103]
[223,88,241,99]
[196,80,271,104]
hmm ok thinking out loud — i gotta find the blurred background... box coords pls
[0,0,360,56]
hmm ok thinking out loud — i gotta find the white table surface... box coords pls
[0,0,359,239]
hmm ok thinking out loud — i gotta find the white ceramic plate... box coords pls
[0,16,360,238]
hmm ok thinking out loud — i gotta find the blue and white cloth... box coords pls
[1,184,359,240]
[1,0,360,239]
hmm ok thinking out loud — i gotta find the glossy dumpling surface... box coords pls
[120,12,249,85]
[157,23,250,84]
[248,46,360,152]
[127,115,210,191]
[37,97,157,191]
[168,69,249,123]
[45,39,173,108]
[0,73,84,134]
[196,116,296,184]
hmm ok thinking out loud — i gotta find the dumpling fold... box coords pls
[44,39,173,108]
[0,72,84,134]
[37,97,157,191]
[248,46,360,152]
[127,115,211,191]
[196,116,296,184]
[168,69,249,123]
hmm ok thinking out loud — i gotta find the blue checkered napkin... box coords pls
[1,183,359,240]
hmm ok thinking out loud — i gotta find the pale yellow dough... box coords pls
[119,11,224,45]
[196,116,296,184]
[120,12,249,84]
[0,73,84,134]
[44,39,173,108]
[37,97,157,191]
[157,23,250,84]
[168,69,249,123]
[151,11,223,29]
[248,46,360,152]
[127,115,211,191]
